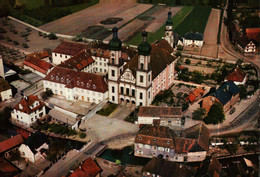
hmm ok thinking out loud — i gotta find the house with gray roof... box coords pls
[183,32,204,47]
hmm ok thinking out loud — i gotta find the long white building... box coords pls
[43,66,108,104]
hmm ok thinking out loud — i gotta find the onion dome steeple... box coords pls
[166,11,173,26]
[109,27,122,51]
[138,31,151,56]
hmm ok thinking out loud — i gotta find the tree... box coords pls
[41,88,53,100]
[0,0,11,18]
[192,108,206,120]
[185,59,191,65]
[204,102,225,124]
[79,132,86,139]
[0,107,12,132]
[48,33,58,40]
[239,85,247,99]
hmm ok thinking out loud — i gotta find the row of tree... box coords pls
[44,0,87,7]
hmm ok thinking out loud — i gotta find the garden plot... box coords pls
[181,64,217,74]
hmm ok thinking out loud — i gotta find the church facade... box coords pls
[108,11,176,106]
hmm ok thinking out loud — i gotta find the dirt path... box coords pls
[39,0,140,35]
[201,9,221,57]
[203,8,221,44]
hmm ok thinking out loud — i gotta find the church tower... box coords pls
[108,27,123,104]
[136,31,153,106]
[165,11,174,48]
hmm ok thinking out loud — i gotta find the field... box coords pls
[11,0,100,26]
[174,6,211,36]
[127,6,193,45]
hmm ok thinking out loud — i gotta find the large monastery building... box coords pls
[43,11,176,106]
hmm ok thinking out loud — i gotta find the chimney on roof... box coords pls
[0,56,5,79]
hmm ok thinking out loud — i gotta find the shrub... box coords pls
[0,27,7,33]
[6,37,12,42]
[79,133,86,139]
[13,41,19,45]
[25,27,32,32]
[185,59,191,64]
[42,88,53,100]
[48,33,58,40]
[20,31,30,37]
[22,43,29,48]
[38,31,42,36]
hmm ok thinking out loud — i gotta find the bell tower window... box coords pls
[141,63,144,70]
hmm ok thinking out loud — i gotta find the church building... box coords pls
[108,11,176,106]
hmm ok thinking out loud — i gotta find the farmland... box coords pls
[127,6,194,45]
[174,6,211,36]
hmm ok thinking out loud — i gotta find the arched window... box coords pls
[141,63,144,70]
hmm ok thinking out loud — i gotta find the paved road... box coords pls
[42,142,106,177]
[210,96,260,135]
[210,0,260,135]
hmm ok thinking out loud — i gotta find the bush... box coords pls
[25,27,32,32]
[13,41,19,45]
[0,27,6,33]
[22,43,29,48]
[6,37,12,42]
[48,33,58,40]
[185,59,191,65]
[20,31,30,37]
[38,31,42,36]
[79,133,86,139]
[42,88,53,100]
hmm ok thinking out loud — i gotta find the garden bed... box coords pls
[97,103,118,116]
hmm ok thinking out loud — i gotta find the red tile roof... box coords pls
[138,106,182,118]
[53,41,89,56]
[26,51,49,59]
[174,138,196,153]
[23,57,53,75]
[135,125,175,148]
[13,95,45,114]
[155,39,174,54]
[69,158,102,177]
[58,50,95,71]
[225,67,246,82]
[183,123,210,151]
[246,28,260,42]
[44,66,108,93]
[0,134,23,154]
[0,157,20,176]
[88,48,129,61]
[186,94,196,103]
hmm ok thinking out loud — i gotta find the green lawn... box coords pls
[174,6,211,36]
[21,0,43,9]
[11,0,99,27]
[127,6,194,46]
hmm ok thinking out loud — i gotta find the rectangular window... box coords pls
[31,118,33,122]
[140,75,143,83]
[112,86,115,93]
[148,74,150,82]
[140,92,143,99]
[112,96,115,101]
[132,89,135,97]
[126,88,129,95]
[120,87,124,94]
[148,91,150,98]
[112,70,115,77]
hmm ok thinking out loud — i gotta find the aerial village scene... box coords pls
[0,0,259,176]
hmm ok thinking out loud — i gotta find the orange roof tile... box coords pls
[13,95,45,114]
[246,28,260,42]
[23,57,53,74]
[0,134,23,153]
[69,158,102,177]
[225,68,246,82]
[53,41,89,56]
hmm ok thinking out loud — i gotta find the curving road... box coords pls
[210,0,260,135]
